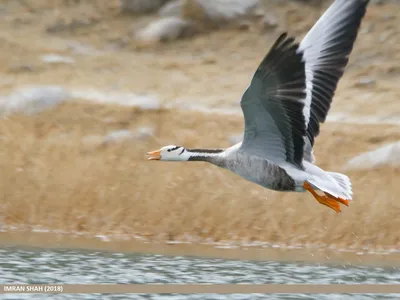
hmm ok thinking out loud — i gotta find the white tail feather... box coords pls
[306,172,352,202]
[310,172,353,200]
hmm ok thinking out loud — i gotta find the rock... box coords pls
[0,85,70,116]
[138,0,264,43]
[46,17,99,33]
[134,17,196,45]
[65,41,102,56]
[159,0,184,17]
[120,0,169,14]
[260,12,278,31]
[182,0,261,27]
[40,54,75,64]
[345,141,400,171]
[355,77,376,87]
[70,89,161,110]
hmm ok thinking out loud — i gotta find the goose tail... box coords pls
[307,171,353,201]
[325,172,353,201]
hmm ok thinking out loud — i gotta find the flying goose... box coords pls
[147,0,370,213]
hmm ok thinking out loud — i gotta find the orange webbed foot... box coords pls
[303,182,349,213]
[324,193,349,207]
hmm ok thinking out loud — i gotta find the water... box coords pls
[0,247,399,299]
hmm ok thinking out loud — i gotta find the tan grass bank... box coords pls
[0,102,399,258]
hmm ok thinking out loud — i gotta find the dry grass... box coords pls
[0,102,399,251]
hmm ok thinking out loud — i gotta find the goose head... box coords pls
[146,145,188,161]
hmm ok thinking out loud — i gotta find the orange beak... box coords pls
[146,149,161,160]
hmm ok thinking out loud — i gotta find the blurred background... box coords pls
[0,0,399,294]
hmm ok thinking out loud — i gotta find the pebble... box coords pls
[0,85,70,116]
[120,0,169,14]
[134,17,196,45]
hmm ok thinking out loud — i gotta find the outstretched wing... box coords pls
[300,0,370,150]
[240,33,307,169]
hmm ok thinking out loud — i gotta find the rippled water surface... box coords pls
[0,247,399,299]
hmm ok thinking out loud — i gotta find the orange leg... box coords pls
[303,182,349,213]
[324,192,349,207]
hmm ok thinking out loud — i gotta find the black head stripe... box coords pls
[168,146,181,152]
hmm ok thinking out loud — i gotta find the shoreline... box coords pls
[1,230,399,268]
[0,0,399,276]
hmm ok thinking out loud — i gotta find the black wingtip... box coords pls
[279,32,288,40]
[272,32,289,49]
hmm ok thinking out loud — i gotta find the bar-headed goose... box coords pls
[147,0,370,213]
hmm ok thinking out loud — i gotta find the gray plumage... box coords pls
[240,33,307,170]
[204,150,296,191]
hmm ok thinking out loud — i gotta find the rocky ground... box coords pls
[1,1,399,119]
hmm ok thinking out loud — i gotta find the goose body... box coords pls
[147,0,370,213]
